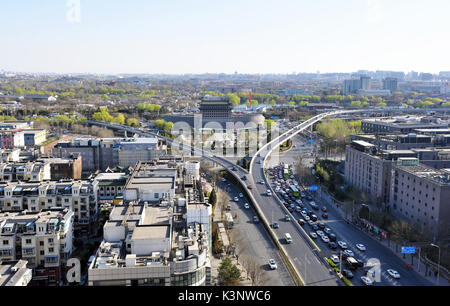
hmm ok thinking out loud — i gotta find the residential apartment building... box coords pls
[0,162,51,183]
[0,208,74,286]
[88,157,212,286]
[0,260,32,286]
[0,180,98,235]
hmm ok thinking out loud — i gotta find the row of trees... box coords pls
[91,107,140,127]
[154,119,174,133]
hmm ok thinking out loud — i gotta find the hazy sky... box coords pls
[0,0,448,74]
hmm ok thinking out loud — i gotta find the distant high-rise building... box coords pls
[419,72,433,81]
[343,76,371,95]
[383,77,398,92]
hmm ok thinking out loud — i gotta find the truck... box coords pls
[225,213,234,229]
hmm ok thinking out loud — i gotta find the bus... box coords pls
[290,185,300,197]
[283,164,289,178]
[225,213,234,229]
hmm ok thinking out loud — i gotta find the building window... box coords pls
[2,240,8,245]
[40,241,44,246]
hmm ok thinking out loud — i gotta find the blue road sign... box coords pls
[308,139,314,143]
[401,247,416,254]
[309,186,318,191]
[270,116,278,119]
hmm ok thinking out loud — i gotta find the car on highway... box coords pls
[304,215,311,221]
[285,214,291,222]
[387,269,401,279]
[318,222,325,229]
[321,206,327,212]
[324,227,332,234]
[309,232,318,239]
[242,175,247,181]
[328,242,337,249]
[354,258,365,268]
[222,178,227,182]
[232,167,237,171]
[310,202,319,210]
[247,185,253,190]
[272,222,279,229]
[360,276,373,286]
[298,219,306,226]
[356,244,366,251]
[316,230,324,237]
[253,216,259,223]
[322,213,329,219]
[343,249,354,257]
[337,241,348,249]
[239,193,243,198]
[266,190,272,196]
[321,235,330,243]
[310,214,318,222]
[307,220,315,227]
[285,233,292,244]
[328,233,337,242]
[268,259,277,270]
[312,224,319,231]
[342,269,354,279]
[330,255,340,264]
[233,197,239,202]
[244,203,250,209]
[259,180,265,184]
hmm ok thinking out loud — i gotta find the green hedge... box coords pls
[326,257,336,268]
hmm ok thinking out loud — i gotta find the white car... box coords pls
[304,216,311,221]
[330,255,340,264]
[343,249,354,257]
[361,276,373,286]
[268,259,277,270]
[309,232,318,239]
[234,197,239,202]
[244,203,250,209]
[316,230,324,237]
[387,269,401,279]
[239,193,243,198]
[356,244,366,251]
[259,180,265,184]
[222,178,227,182]
[321,235,330,243]
[337,241,348,249]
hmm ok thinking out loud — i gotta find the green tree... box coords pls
[209,189,217,206]
[218,257,241,286]
[113,113,125,125]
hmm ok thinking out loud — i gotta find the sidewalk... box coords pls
[316,189,449,286]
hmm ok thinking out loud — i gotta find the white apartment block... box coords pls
[0,208,74,285]
[0,180,98,232]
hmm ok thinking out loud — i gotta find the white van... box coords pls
[285,233,292,244]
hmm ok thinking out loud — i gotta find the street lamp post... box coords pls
[430,244,441,285]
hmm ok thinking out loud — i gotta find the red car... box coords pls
[321,207,327,212]
[322,213,328,219]
[247,185,253,190]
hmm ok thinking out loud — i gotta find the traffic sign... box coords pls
[401,247,416,254]
[309,186,318,191]
[308,139,314,143]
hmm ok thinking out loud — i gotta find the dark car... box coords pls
[272,222,279,229]
[342,269,354,279]
[341,252,350,260]
[242,175,247,181]
[328,233,337,242]
[298,219,306,226]
[355,258,365,268]
[318,222,325,229]
[311,203,319,210]
[247,185,253,190]
[310,214,318,222]
[322,213,329,219]
[328,242,337,249]
[312,224,319,231]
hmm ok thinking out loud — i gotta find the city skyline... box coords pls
[0,0,449,75]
